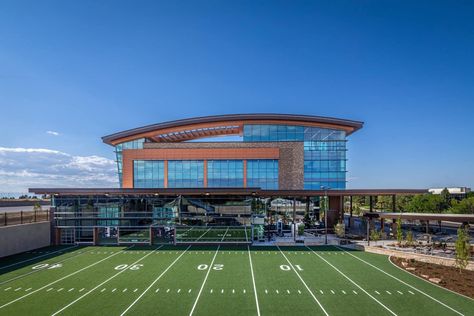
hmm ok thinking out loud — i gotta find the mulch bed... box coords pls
[391,257,474,299]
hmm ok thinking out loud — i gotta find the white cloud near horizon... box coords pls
[0,147,117,193]
[46,130,60,136]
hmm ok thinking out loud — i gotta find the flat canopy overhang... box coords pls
[364,212,474,223]
[29,188,427,197]
[101,113,364,145]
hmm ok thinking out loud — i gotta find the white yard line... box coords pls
[189,245,221,316]
[120,245,192,316]
[195,228,212,242]
[387,255,474,302]
[51,246,164,316]
[306,246,397,316]
[247,246,261,316]
[0,245,134,310]
[335,246,465,316]
[0,248,95,286]
[277,246,329,316]
[220,227,230,242]
[0,245,78,270]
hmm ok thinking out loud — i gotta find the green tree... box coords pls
[376,196,392,211]
[33,202,42,212]
[406,194,446,213]
[396,195,413,212]
[440,188,451,209]
[455,226,470,272]
[298,224,305,236]
[449,197,474,214]
[396,216,403,245]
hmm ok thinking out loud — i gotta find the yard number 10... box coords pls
[280,265,303,271]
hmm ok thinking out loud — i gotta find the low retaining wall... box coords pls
[352,244,474,271]
[0,221,51,258]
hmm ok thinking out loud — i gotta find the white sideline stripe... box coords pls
[51,245,162,316]
[306,246,397,316]
[0,247,95,286]
[120,245,192,316]
[277,246,329,316]
[195,228,212,242]
[247,245,261,316]
[336,246,466,316]
[0,245,78,270]
[388,255,474,302]
[0,246,133,310]
[189,245,220,316]
[220,227,230,242]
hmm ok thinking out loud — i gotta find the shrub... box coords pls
[406,230,414,247]
[455,226,470,273]
[334,222,345,238]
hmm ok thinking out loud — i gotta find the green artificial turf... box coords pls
[0,245,472,316]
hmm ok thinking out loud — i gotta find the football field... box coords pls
[0,245,472,316]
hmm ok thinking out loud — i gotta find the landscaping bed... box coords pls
[391,256,474,298]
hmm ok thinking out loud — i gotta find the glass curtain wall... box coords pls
[133,160,165,188]
[115,138,145,186]
[243,124,347,189]
[247,160,279,189]
[168,160,204,188]
[207,160,244,187]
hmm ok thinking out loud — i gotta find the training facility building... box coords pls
[30,114,426,245]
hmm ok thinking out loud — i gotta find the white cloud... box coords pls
[0,147,65,154]
[46,130,60,136]
[0,147,118,193]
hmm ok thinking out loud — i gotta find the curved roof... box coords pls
[102,113,364,145]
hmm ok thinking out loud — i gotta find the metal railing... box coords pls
[0,210,50,227]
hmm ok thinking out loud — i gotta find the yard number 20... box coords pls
[197,264,224,270]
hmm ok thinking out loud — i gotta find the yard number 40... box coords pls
[114,264,143,271]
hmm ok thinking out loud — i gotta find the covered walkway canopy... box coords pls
[364,212,474,224]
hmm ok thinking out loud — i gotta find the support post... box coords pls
[293,197,296,242]
[149,226,153,245]
[324,192,328,245]
[367,218,370,246]
[369,196,373,212]
[349,196,353,228]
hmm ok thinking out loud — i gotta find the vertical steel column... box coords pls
[293,197,296,242]
[367,218,370,246]
[324,191,328,245]
[369,196,373,212]
[349,196,353,228]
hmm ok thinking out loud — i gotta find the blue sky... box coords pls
[0,1,473,193]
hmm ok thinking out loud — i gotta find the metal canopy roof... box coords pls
[102,113,364,145]
[364,212,474,223]
[29,188,427,197]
